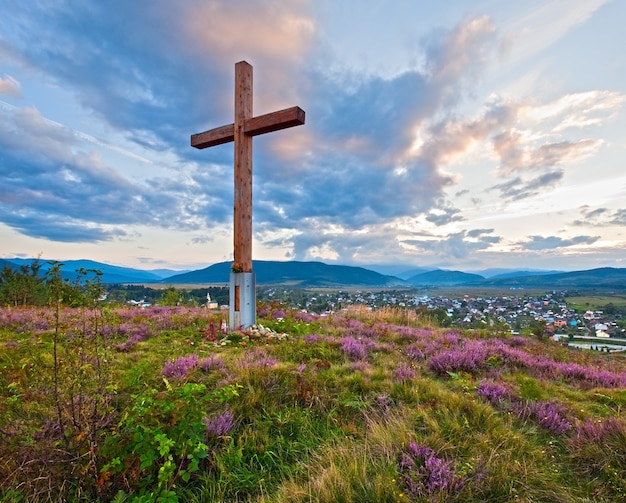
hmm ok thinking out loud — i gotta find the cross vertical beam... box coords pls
[191,60,305,329]
[234,61,253,273]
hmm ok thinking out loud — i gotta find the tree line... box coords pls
[0,259,105,308]
[0,258,229,308]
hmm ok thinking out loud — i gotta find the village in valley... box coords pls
[117,283,626,347]
[258,287,626,348]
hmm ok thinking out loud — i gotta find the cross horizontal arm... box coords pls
[191,123,235,149]
[191,106,305,150]
[244,106,305,137]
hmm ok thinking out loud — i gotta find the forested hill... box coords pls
[164,260,408,288]
[404,267,626,290]
[479,267,626,289]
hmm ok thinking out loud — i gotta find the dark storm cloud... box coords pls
[314,71,433,156]
[250,62,458,231]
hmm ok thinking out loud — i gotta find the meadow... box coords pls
[565,294,626,312]
[1,303,625,502]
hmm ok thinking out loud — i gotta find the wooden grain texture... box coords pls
[190,123,234,149]
[190,107,305,149]
[244,106,305,136]
[234,61,253,273]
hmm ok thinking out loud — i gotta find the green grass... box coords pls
[566,294,626,311]
[1,305,626,502]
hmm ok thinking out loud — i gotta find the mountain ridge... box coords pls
[407,269,484,286]
[1,258,625,289]
[163,260,408,288]
[0,258,184,283]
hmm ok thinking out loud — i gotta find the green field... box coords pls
[566,294,626,311]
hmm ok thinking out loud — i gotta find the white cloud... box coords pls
[0,75,21,98]
[501,0,609,64]
[181,0,316,109]
[523,91,626,132]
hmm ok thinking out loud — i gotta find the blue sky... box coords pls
[1,0,625,272]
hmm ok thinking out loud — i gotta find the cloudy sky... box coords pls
[1,0,625,273]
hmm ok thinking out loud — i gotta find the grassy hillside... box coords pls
[1,305,625,502]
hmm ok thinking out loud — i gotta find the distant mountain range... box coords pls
[478,267,626,289]
[1,257,625,290]
[0,258,186,284]
[407,269,484,286]
[402,267,626,290]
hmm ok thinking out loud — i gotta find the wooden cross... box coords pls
[191,60,305,327]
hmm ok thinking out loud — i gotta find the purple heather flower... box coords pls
[272,310,286,320]
[161,354,199,378]
[406,343,425,361]
[516,400,572,435]
[374,393,392,413]
[113,332,146,352]
[340,336,368,360]
[117,324,131,335]
[394,364,416,383]
[476,381,510,405]
[343,318,364,331]
[505,336,529,347]
[295,311,315,323]
[199,354,226,372]
[349,360,371,372]
[398,442,467,498]
[204,409,236,437]
[304,333,321,343]
[428,340,491,376]
[477,380,572,435]
[571,417,626,444]
[238,348,277,369]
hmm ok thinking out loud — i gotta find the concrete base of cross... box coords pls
[229,271,256,330]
